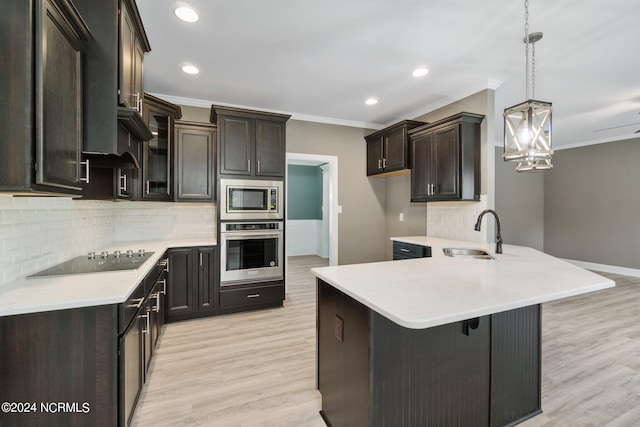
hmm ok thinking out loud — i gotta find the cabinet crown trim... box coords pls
[408,112,485,136]
[50,0,93,43]
[144,93,182,119]
[210,105,291,123]
[364,119,426,142]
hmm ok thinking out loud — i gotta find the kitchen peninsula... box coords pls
[311,237,614,427]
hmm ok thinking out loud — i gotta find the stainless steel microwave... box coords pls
[219,179,283,220]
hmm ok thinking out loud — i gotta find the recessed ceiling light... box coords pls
[412,67,429,77]
[365,97,378,105]
[181,64,199,75]
[174,6,199,23]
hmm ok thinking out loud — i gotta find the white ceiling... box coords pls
[137,0,640,148]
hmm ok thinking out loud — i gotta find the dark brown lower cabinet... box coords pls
[317,280,541,427]
[0,306,119,427]
[0,257,167,427]
[165,246,217,322]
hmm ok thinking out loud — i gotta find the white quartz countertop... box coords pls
[0,238,216,317]
[311,236,615,329]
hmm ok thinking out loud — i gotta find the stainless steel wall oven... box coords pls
[220,221,283,285]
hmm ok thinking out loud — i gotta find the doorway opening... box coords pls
[285,153,338,267]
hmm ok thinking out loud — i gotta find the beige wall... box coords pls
[494,147,544,251]
[544,137,640,268]
[179,105,210,122]
[286,120,387,265]
[384,173,427,259]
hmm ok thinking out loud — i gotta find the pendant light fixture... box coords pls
[503,0,553,172]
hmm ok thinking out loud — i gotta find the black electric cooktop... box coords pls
[27,251,155,278]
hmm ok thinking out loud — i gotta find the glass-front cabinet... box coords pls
[142,94,182,200]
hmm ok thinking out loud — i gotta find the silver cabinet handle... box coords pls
[153,292,161,312]
[120,173,127,192]
[145,180,150,194]
[247,159,251,173]
[129,297,144,309]
[431,183,436,195]
[383,158,387,168]
[257,160,261,173]
[133,92,142,114]
[426,183,431,196]
[141,312,150,334]
[199,252,203,266]
[158,279,167,295]
[247,294,260,299]
[400,248,410,253]
[80,158,90,183]
[378,159,382,170]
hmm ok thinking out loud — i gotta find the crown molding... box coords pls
[148,93,384,130]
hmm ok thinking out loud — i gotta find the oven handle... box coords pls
[222,232,282,240]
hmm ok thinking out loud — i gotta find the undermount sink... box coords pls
[442,247,495,260]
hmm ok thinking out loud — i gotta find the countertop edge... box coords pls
[313,236,617,329]
[0,239,216,317]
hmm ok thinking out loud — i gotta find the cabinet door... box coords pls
[255,120,285,177]
[35,0,83,191]
[175,124,215,201]
[383,126,407,173]
[142,297,153,379]
[410,131,433,201]
[197,247,216,310]
[366,137,383,176]
[166,248,196,318]
[132,38,144,113]
[116,167,137,199]
[120,2,134,109]
[433,124,460,199]
[219,116,252,175]
[119,314,143,427]
[143,108,171,199]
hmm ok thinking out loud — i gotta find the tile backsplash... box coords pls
[0,196,215,285]
[427,195,489,243]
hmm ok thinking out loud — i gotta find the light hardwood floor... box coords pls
[133,260,640,426]
[132,255,328,427]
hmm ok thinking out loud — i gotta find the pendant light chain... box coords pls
[532,43,536,99]
[524,0,530,100]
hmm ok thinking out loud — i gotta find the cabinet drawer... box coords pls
[119,281,145,334]
[220,283,284,308]
[392,241,432,260]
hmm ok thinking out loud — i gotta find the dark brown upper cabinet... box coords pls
[409,112,484,202]
[365,120,425,177]
[141,94,182,201]
[174,121,216,202]
[0,0,91,195]
[74,0,151,167]
[210,106,291,179]
[120,0,148,115]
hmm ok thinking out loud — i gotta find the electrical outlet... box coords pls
[399,213,404,222]
[335,315,344,342]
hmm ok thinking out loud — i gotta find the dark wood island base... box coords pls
[317,279,542,427]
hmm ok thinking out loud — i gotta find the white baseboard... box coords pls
[563,259,640,278]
